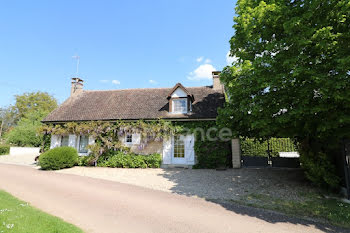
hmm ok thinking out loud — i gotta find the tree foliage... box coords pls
[219,0,350,142]
[11,91,57,123]
[5,110,49,147]
[218,0,350,188]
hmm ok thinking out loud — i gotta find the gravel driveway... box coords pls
[0,164,342,233]
[57,166,315,201]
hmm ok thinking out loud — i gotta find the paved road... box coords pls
[0,164,343,233]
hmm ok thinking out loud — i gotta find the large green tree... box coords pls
[11,91,57,123]
[219,0,350,188]
[4,92,57,147]
[5,110,48,147]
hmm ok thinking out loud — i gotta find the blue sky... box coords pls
[0,0,236,107]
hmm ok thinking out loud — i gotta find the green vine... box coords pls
[39,120,179,163]
[39,120,231,168]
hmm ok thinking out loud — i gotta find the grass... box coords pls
[0,190,83,233]
[237,192,350,228]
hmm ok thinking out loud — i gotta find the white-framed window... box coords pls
[79,135,89,153]
[172,99,187,113]
[174,136,185,158]
[125,134,133,144]
[61,136,69,147]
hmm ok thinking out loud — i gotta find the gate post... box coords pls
[232,138,241,168]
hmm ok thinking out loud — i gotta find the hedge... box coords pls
[83,151,162,168]
[240,137,297,157]
[39,147,78,170]
[0,145,10,155]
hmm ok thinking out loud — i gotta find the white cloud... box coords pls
[149,79,157,84]
[99,79,109,83]
[188,63,216,81]
[204,58,211,63]
[196,56,204,62]
[226,51,238,65]
[112,80,121,85]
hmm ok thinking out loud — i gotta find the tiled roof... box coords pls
[43,86,225,122]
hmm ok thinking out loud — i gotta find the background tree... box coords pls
[0,107,14,140]
[10,91,57,123]
[3,92,57,147]
[218,0,350,189]
[5,110,48,147]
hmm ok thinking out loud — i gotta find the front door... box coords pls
[172,135,186,164]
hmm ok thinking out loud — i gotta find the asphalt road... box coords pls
[0,164,344,233]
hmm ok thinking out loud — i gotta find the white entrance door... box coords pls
[172,135,186,164]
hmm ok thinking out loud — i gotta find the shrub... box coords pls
[77,155,95,166]
[144,153,162,168]
[95,151,161,168]
[0,145,10,155]
[39,147,78,170]
[194,140,230,169]
[300,150,340,190]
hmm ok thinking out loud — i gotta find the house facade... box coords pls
[42,72,225,167]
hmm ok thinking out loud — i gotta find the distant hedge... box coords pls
[240,138,297,157]
[0,145,10,155]
[39,147,78,170]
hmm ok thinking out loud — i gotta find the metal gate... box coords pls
[241,138,300,168]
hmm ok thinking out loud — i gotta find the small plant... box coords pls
[143,153,162,168]
[39,147,78,170]
[0,145,10,155]
[77,155,95,166]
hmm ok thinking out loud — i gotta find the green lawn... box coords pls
[237,192,350,229]
[0,190,83,233]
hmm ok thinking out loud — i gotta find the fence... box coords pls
[240,137,300,168]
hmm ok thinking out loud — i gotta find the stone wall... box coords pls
[231,138,241,168]
[130,140,163,155]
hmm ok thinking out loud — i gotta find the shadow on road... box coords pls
[157,168,347,233]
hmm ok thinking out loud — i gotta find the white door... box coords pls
[172,135,186,164]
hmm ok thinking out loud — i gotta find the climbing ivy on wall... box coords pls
[39,119,232,168]
[172,121,232,168]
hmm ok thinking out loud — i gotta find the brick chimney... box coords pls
[71,78,84,96]
[212,71,223,91]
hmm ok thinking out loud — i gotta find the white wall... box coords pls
[10,147,40,156]
[171,88,187,98]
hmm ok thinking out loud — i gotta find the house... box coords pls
[42,72,225,167]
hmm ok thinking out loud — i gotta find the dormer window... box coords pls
[173,98,187,113]
[167,83,194,114]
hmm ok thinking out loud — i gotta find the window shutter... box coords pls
[132,134,141,144]
[162,136,172,164]
[185,134,195,163]
[68,135,76,148]
[50,135,61,149]
[88,136,95,145]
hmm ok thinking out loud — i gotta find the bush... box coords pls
[77,155,95,166]
[300,150,340,190]
[95,151,161,168]
[194,140,230,169]
[143,153,162,168]
[39,147,78,170]
[0,145,10,155]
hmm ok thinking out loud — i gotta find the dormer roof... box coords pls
[167,83,194,101]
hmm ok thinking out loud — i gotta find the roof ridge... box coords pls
[84,86,212,93]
